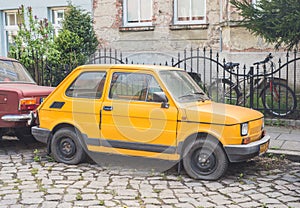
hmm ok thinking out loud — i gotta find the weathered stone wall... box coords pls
[92,0,278,55]
[93,0,220,54]
[92,0,299,89]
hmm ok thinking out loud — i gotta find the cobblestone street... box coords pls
[0,137,299,208]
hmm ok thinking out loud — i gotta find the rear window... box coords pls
[0,60,35,83]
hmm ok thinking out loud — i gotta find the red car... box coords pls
[0,57,53,141]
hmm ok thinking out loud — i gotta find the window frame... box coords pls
[49,7,66,36]
[174,0,206,25]
[123,0,153,27]
[65,71,107,99]
[109,72,164,103]
[3,10,20,54]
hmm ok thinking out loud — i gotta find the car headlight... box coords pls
[241,123,248,136]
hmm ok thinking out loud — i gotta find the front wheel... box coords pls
[183,139,228,180]
[261,82,297,117]
[51,127,86,164]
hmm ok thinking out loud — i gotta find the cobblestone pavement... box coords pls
[0,138,299,208]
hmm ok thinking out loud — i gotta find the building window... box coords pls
[123,0,152,27]
[4,10,21,52]
[174,0,206,25]
[50,8,65,35]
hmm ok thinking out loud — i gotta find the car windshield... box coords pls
[0,59,36,84]
[159,70,210,103]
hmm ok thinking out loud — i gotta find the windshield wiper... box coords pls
[178,92,205,100]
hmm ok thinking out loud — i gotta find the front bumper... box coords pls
[31,126,51,144]
[224,135,270,162]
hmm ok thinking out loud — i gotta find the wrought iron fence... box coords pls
[88,48,299,119]
[13,47,300,119]
[12,50,76,87]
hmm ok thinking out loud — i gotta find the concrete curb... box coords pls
[267,149,300,162]
[265,118,300,128]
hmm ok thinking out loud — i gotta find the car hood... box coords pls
[180,101,263,125]
[0,83,54,97]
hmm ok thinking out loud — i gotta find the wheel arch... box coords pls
[178,132,224,159]
[47,123,85,154]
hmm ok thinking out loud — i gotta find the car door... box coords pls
[65,70,107,142]
[100,69,178,159]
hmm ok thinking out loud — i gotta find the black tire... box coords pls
[51,127,86,164]
[0,129,3,140]
[261,82,297,117]
[182,139,228,180]
[15,127,36,142]
[209,79,241,105]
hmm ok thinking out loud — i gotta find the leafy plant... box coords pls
[46,155,55,162]
[9,5,60,84]
[31,168,39,176]
[76,193,83,200]
[33,149,41,162]
[8,4,98,86]
[54,4,98,67]
[231,0,300,50]
[99,200,105,206]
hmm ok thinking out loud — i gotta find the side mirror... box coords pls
[153,92,169,108]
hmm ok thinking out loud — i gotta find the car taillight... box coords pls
[19,98,37,111]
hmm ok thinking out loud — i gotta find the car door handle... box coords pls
[103,106,113,111]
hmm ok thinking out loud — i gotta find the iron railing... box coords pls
[13,48,300,119]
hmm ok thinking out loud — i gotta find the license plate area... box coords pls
[259,141,269,154]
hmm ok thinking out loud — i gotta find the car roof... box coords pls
[77,64,183,72]
[0,57,19,62]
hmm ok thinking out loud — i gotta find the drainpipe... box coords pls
[219,0,223,52]
[220,27,223,52]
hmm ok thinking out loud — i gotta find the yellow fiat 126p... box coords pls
[32,65,270,180]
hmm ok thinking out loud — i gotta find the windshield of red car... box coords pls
[0,60,36,84]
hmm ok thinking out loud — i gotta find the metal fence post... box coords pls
[249,66,254,109]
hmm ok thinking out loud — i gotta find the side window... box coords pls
[109,72,163,102]
[65,71,106,99]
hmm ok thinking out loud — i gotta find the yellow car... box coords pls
[32,64,270,180]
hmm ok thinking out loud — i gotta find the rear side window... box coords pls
[65,71,106,99]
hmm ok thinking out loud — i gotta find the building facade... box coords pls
[92,0,278,65]
[0,0,92,56]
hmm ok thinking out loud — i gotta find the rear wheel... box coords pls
[261,82,297,117]
[51,127,86,164]
[183,139,228,180]
[15,127,36,142]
